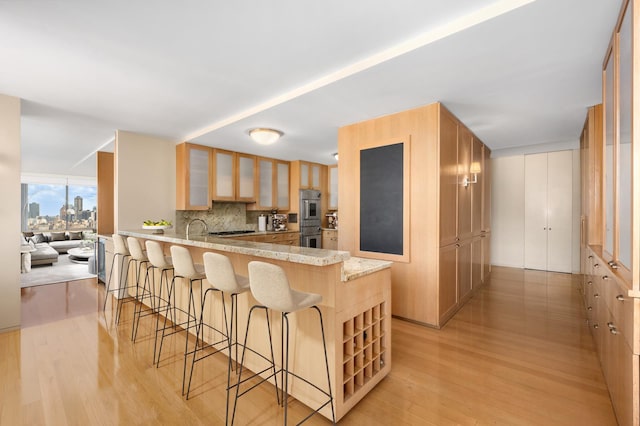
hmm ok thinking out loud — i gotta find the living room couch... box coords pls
[22,231,95,266]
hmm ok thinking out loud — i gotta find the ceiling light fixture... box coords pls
[249,128,283,145]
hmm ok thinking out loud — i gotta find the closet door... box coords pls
[524,151,573,273]
[524,153,548,271]
[546,151,573,272]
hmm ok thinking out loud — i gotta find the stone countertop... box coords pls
[341,257,393,282]
[321,228,338,231]
[119,229,350,267]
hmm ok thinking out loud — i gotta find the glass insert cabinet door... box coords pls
[603,49,615,259]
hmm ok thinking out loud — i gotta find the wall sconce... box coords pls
[462,162,482,187]
[249,128,283,145]
[332,152,339,161]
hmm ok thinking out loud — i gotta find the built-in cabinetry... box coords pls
[328,165,338,210]
[212,149,256,202]
[338,102,491,327]
[298,160,322,190]
[322,229,338,250]
[229,231,299,246]
[252,157,290,211]
[176,142,290,211]
[579,2,640,423]
[176,143,212,210]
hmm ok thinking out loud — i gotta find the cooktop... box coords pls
[209,230,256,236]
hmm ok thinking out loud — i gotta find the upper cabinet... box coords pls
[328,165,338,210]
[600,0,637,286]
[176,143,212,210]
[298,160,323,190]
[212,149,256,202]
[252,157,290,211]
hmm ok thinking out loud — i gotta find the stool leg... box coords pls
[103,252,119,311]
[132,263,152,342]
[182,279,199,396]
[115,256,132,324]
[283,312,290,425]
[313,306,336,424]
[156,275,177,367]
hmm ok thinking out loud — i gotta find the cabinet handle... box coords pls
[594,264,599,268]
[607,322,615,329]
[594,293,599,298]
[587,281,592,286]
[616,294,625,302]
[588,255,593,260]
[609,328,619,335]
[587,306,592,311]
[548,228,552,231]
[455,244,460,248]
[593,323,599,329]
[602,275,609,281]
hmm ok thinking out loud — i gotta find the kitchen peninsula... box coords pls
[114,229,392,421]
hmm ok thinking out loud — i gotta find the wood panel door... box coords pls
[471,137,483,236]
[439,112,458,246]
[438,244,458,322]
[457,125,472,241]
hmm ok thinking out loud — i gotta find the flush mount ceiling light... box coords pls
[249,128,283,145]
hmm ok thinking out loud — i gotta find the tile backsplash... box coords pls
[176,203,270,234]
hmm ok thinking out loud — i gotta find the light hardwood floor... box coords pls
[0,266,617,425]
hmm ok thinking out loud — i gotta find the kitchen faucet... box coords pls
[186,218,208,239]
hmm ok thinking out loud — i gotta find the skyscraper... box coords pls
[28,202,40,218]
[74,196,83,213]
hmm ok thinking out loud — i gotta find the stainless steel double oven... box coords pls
[299,189,322,248]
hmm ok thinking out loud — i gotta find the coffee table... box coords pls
[68,247,94,263]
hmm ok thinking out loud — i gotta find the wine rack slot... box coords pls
[341,301,388,402]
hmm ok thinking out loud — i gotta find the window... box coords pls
[21,176,97,232]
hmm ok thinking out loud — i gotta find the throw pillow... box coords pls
[69,231,83,240]
[31,233,45,244]
[23,231,34,238]
[50,232,66,242]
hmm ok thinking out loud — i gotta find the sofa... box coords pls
[22,231,95,266]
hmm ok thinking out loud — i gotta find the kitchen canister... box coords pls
[258,214,267,232]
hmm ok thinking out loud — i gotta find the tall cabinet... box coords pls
[579,1,640,425]
[338,102,491,327]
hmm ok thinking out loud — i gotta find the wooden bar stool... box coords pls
[156,245,205,396]
[232,261,335,425]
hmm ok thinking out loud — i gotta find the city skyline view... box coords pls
[27,184,96,216]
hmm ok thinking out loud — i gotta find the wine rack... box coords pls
[341,302,386,401]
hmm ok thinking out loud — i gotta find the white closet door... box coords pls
[524,153,548,271]
[524,151,573,273]
[546,150,573,273]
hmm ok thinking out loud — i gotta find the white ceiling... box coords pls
[1,0,622,178]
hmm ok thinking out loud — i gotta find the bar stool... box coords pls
[141,240,175,364]
[103,234,129,314]
[232,261,335,425]
[104,234,148,325]
[126,237,153,340]
[156,245,205,396]
[185,253,250,421]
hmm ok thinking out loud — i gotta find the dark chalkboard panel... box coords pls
[360,143,403,255]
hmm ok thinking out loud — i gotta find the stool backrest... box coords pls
[203,252,242,293]
[248,261,295,312]
[127,237,146,261]
[112,234,130,256]
[145,240,171,269]
[170,245,198,278]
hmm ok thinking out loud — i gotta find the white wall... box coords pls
[491,155,525,268]
[0,94,22,332]
[115,131,176,231]
[490,150,582,273]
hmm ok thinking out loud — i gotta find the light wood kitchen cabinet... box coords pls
[328,165,338,210]
[298,160,324,190]
[251,157,290,211]
[339,102,491,327]
[176,142,212,210]
[230,231,299,246]
[212,149,256,202]
[322,229,338,250]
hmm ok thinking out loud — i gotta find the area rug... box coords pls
[21,254,97,288]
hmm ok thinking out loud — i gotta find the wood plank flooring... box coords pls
[0,266,617,425]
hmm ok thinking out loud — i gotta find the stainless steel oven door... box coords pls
[301,233,322,248]
[302,199,321,221]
